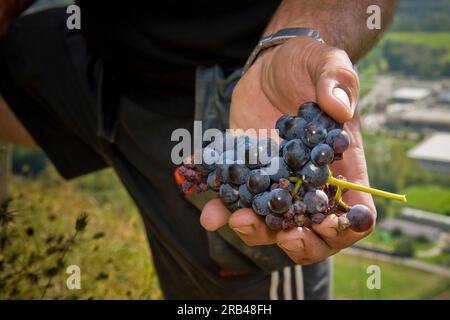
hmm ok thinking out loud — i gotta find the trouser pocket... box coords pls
[193,64,295,274]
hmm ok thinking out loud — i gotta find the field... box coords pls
[403,185,450,216]
[1,167,162,299]
[333,253,450,300]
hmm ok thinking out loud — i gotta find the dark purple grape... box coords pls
[297,101,321,122]
[228,163,250,185]
[235,135,258,165]
[311,212,326,224]
[268,188,292,215]
[252,192,271,216]
[277,178,293,192]
[207,170,220,191]
[295,214,308,227]
[238,184,254,207]
[194,147,219,174]
[181,180,193,194]
[178,166,200,182]
[275,115,295,139]
[265,214,283,230]
[215,164,230,183]
[347,204,374,232]
[313,112,339,131]
[282,139,310,171]
[247,169,271,194]
[257,138,278,165]
[304,190,329,213]
[267,156,290,182]
[282,219,296,230]
[326,129,350,154]
[203,146,221,164]
[300,122,327,148]
[194,162,215,175]
[284,117,308,140]
[292,199,306,215]
[283,207,295,220]
[299,161,330,187]
[219,184,239,204]
[311,144,334,167]
[279,140,288,156]
[225,201,240,212]
[245,140,263,169]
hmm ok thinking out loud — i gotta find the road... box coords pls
[344,246,450,278]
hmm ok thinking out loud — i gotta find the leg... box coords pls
[0,8,107,179]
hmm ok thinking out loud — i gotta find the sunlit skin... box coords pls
[200,0,399,265]
[200,37,378,265]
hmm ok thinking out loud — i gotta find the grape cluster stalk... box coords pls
[175,102,406,232]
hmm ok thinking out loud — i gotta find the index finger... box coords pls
[312,112,376,249]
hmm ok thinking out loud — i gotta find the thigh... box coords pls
[0,8,107,179]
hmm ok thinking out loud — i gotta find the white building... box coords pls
[392,87,431,102]
[408,133,450,172]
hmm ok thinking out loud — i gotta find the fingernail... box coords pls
[280,239,305,252]
[333,87,352,113]
[233,225,256,235]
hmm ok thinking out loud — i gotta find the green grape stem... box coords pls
[335,186,343,202]
[337,198,350,211]
[292,178,303,196]
[327,176,407,203]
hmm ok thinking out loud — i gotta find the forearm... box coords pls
[0,0,35,37]
[264,0,398,63]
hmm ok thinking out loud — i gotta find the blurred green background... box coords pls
[1,0,450,299]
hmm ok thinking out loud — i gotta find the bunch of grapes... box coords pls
[175,102,406,233]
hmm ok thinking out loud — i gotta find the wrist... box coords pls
[243,28,324,75]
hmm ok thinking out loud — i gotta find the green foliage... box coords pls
[363,131,417,195]
[391,0,450,32]
[359,78,376,98]
[383,40,450,78]
[391,227,404,238]
[12,147,47,176]
[393,239,415,258]
[359,32,450,78]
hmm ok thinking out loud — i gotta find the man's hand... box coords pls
[200,36,375,265]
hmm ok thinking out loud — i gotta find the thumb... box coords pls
[314,50,359,123]
[200,198,232,231]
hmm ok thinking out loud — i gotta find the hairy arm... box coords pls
[264,0,398,62]
[0,0,35,37]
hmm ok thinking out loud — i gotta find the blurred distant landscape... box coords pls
[1,0,449,299]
